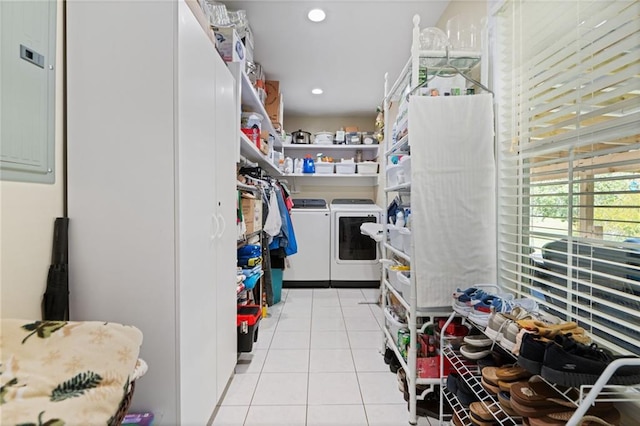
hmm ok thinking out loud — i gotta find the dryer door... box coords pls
[334,212,379,264]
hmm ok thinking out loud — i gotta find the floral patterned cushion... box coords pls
[1,319,143,426]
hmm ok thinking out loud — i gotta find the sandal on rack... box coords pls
[510,377,613,418]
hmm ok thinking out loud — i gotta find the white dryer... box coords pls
[283,199,331,288]
[330,199,383,288]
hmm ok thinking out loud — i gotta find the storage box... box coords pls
[237,304,261,352]
[241,198,262,233]
[265,93,283,127]
[399,227,412,253]
[417,355,452,378]
[335,162,356,174]
[345,126,359,133]
[388,224,404,250]
[315,162,334,174]
[345,132,361,145]
[357,162,378,174]
[361,132,376,145]
[384,307,408,342]
[265,80,280,98]
[396,270,411,296]
[400,155,411,184]
[386,164,405,187]
[213,27,246,69]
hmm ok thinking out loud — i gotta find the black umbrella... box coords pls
[42,217,69,321]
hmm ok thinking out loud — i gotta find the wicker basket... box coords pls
[111,359,147,426]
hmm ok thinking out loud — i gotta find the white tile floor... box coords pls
[212,288,433,426]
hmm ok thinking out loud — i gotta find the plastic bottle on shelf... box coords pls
[284,157,293,174]
[396,210,405,227]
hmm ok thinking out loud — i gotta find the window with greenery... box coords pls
[491,0,640,354]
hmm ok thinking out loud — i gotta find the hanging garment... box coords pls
[268,184,298,256]
[263,187,282,243]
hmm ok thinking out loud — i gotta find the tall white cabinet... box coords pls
[66,1,236,424]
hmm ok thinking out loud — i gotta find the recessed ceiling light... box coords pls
[311,88,323,95]
[308,8,326,22]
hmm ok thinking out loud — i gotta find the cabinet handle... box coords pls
[217,213,226,239]
[211,213,220,241]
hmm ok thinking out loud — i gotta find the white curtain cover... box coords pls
[409,93,497,308]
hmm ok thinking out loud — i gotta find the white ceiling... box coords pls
[223,1,450,117]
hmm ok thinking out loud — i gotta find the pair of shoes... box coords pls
[484,305,537,351]
[389,353,401,373]
[460,344,493,360]
[517,318,591,343]
[510,376,614,418]
[527,410,621,426]
[383,347,395,365]
[464,334,494,347]
[452,288,490,316]
[446,372,478,407]
[469,401,505,425]
[497,390,518,417]
[541,335,640,387]
[481,365,531,395]
[468,297,537,328]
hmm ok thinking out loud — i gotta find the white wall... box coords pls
[285,114,376,135]
[435,0,487,34]
[0,1,64,319]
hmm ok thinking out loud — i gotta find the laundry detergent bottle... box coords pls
[302,154,315,174]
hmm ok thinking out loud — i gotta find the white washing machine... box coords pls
[283,199,331,288]
[330,199,383,288]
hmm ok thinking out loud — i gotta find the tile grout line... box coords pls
[342,289,371,426]
[305,290,315,425]
[244,290,286,425]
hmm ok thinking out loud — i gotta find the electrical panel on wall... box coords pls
[0,0,57,183]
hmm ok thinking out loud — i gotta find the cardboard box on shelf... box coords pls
[259,138,269,155]
[265,80,280,99]
[212,26,246,69]
[345,126,359,133]
[241,198,262,233]
[265,93,284,128]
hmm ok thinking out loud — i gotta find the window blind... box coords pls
[491,0,640,355]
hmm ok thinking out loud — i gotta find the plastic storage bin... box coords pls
[357,162,378,174]
[400,156,411,184]
[315,162,334,174]
[271,268,283,304]
[386,164,405,187]
[237,304,261,353]
[336,162,356,174]
[396,271,411,297]
[399,227,412,254]
[388,224,404,250]
[384,306,408,342]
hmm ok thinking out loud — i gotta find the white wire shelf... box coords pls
[385,134,410,157]
[384,242,411,262]
[384,182,411,192]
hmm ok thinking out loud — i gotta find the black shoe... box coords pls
[446,372,478,407]
[517,333,546,375]
[383,347,395,365]
[389,354,401,373]
[541,340,640,386]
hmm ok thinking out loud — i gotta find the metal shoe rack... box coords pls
[380,13,489,425]
[438,311,640,426]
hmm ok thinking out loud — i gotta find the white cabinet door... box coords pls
[177,2,219,422]
[214,53,239,397]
